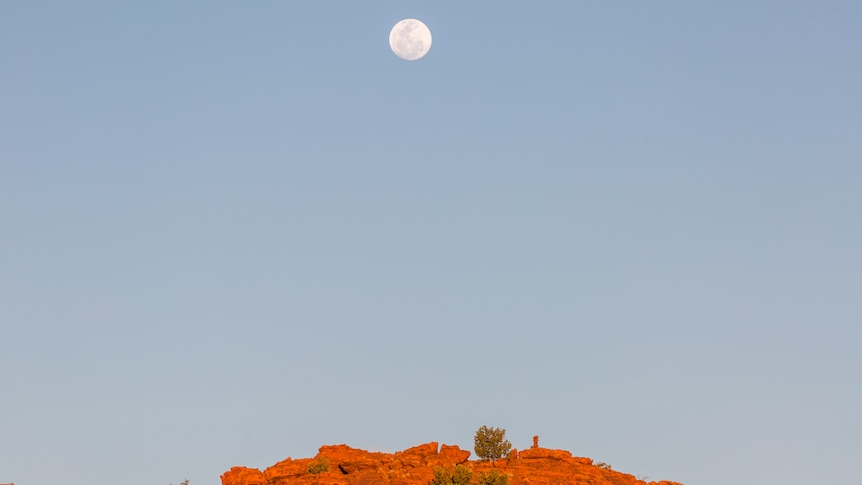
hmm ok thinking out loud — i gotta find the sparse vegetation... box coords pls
[473,425,512,462]
[596,462,612,470]
[478,470,509,485]
[169,481,189,485]
[429,465,472,485]
[308,456,331,474]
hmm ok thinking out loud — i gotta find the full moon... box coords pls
[389,19,432,61]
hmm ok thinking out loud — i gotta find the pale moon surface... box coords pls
[389,19,432,61]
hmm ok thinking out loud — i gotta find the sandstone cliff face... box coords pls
[221,443,682,485]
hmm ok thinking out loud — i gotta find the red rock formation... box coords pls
[221,442,682,485]
[222,466,265,485]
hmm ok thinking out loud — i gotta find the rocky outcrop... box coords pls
[222,466,265,485]
[221,442,682,485]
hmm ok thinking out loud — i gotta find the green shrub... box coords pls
[430,465,473,485]
[478,470,508,485]
[595,462,612,470]
[451,465,473,485]
[308,456,330,474]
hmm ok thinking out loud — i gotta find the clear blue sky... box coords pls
[2,2,860,484]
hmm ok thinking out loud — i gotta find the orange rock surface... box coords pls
[221,442,682,485]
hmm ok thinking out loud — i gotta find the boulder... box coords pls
[319,444,388,474]
[221,466,265,485]
[396,442,438,468]
[436,445,471,466]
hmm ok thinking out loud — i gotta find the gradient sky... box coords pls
[2,2,860,485]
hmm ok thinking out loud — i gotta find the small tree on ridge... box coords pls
[474,425,512,462]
